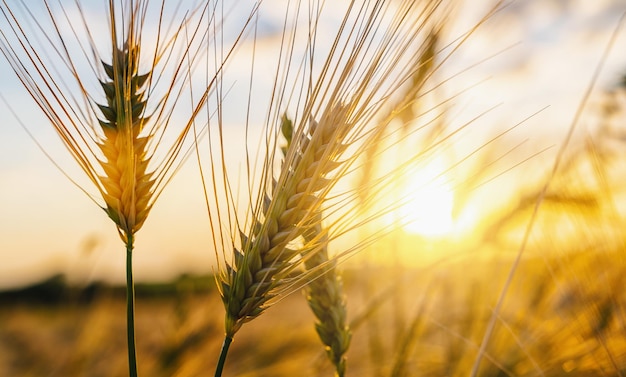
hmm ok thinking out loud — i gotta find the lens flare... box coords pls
[399,162,455,238]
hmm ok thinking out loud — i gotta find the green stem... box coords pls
[126,234,138,377]
[214,335,233,377]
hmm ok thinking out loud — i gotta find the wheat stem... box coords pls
[125,233,138,377]
[214,335,233,377]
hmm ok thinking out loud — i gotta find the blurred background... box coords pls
[2,0,626,375]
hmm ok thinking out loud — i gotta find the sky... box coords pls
[1,0,626,290]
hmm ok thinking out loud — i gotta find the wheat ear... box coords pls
[211,1,501,374]
[303,216,351,377]
[214,102,352,377]
[218,104,352,337]
[98,41,152,243]
[0,1,238,375]
[281,115,351,377]
[98,38,151,375]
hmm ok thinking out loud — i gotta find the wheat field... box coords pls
[1,0,626,376]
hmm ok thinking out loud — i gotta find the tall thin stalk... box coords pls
[214,336,232,377]
[126,234,137,377]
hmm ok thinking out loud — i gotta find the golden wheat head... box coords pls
[97,41,152,241]
[208,0,499,341]
[218,102,352,336]
[0,0,234,243]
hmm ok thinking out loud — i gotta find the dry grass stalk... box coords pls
[470,14,626,376]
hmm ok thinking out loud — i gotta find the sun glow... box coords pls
[399,167,455,238]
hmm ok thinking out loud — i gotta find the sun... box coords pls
[398,167,455,238]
